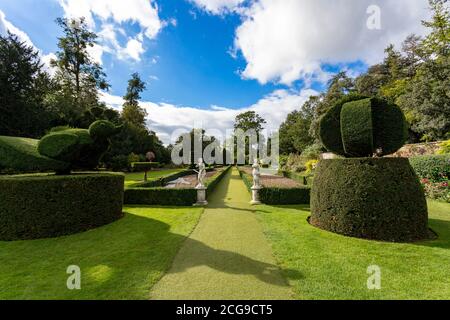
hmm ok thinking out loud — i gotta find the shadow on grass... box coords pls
[122,213,302,287]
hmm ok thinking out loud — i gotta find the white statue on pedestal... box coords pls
[252,158,261,188]
[250,159,262,205]
[195,158,207,188]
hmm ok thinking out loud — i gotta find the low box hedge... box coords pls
[0,173,124,241]
[281,171,314,186]
[124,166,231,206]
[237,167,310,205]
[124,188,197,206]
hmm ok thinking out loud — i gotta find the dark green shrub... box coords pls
[259,187,310,205]
[127,169,194,188]
[320,97,407,157]
[131,162,159,172]
[0,135,70,173]
[310,158,428,242]
[124,188,197,206]
[108,155,129,172]
[0,173,124,240]
[409,154,450,182]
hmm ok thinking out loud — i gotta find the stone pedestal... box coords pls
[250,186,262,205]
[194,185,208,206]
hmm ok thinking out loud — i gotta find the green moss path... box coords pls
[150,168,294,300]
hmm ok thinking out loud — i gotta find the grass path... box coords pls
[150,168,294,300]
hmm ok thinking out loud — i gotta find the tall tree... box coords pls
[122,73,147,128]
[0,33,53,137]
[234,111,266,134]
[50,17,109,126]
[279,98,316,155]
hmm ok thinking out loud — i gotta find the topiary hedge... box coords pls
[409,154,450,182]
[0,173,124,241]
[319,96,408,157]
[310,158,429,242]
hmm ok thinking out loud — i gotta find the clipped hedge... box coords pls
[238,167,310,205]
[409,154,450,182]
[0,135,69,173]
[131,162,159,172]
[320,96,407,157]
[340,98,374,156]
[124,188,197,206]
[259,187,310,205]
[0,173,124,240]
[310,158,428,242]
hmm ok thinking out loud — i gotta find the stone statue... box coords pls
[195,158,207,188]
[252,158,261,188]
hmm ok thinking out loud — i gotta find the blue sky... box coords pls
[0,0,430,143]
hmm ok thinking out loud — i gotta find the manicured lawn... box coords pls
[256,200,450,299]
[124,168,184,186]
[0,206,203,299]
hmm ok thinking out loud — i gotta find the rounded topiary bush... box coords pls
[310,158,429,242]
[0,173,124,241]
[319,97,408,157]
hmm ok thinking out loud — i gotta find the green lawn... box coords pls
[256,200,450,299]
[0,206,203,300]
[124,168,184,186]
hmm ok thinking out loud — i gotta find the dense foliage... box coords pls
[0,173,124,240]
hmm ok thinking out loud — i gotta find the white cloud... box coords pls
[233,0,431,85]
[100,88,316,145]
[58,0,162,39]
[0,10,56,72]
[58,0,164,62]
[190,0,245,14]
[0,10,34,47]
[97,23,144,62]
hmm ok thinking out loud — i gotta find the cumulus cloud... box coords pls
[189,0,245,14]
[100,88,317,145]
[58,0,165,62]
[233,0,430,85]
[58,0,162,38]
